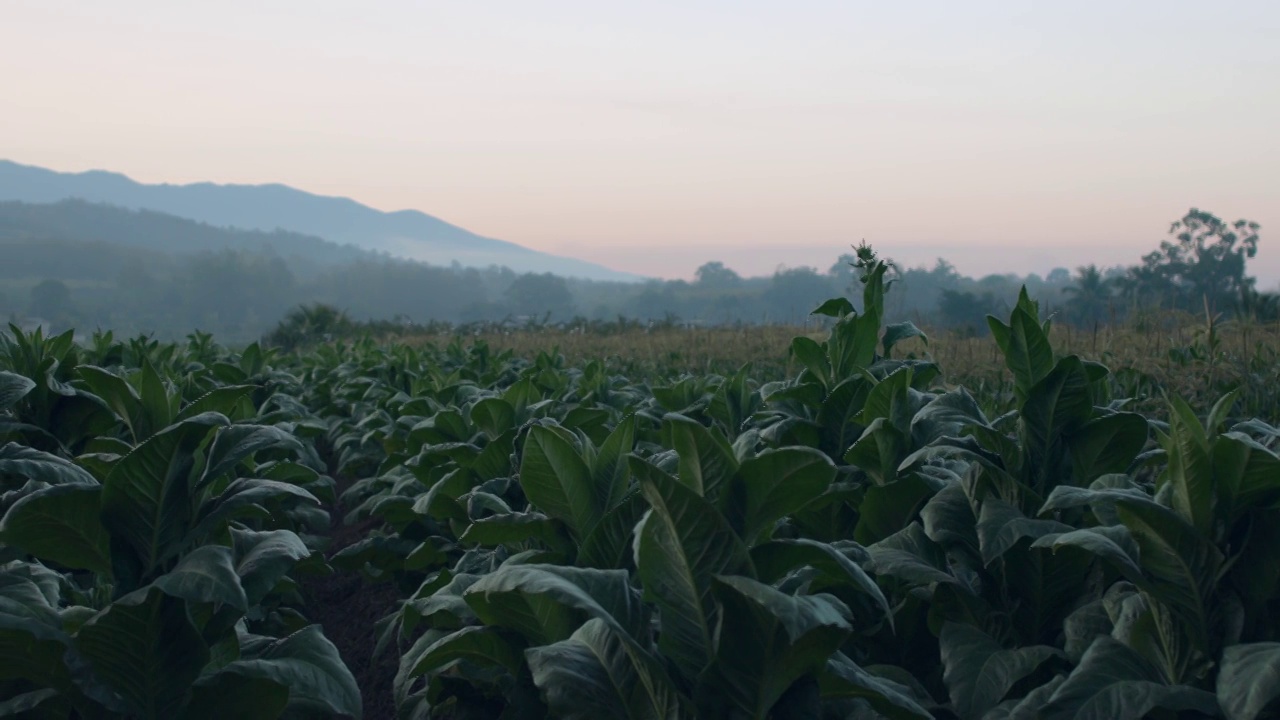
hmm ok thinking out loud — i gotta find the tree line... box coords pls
[1,207,1267,343]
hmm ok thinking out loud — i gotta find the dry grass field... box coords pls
[398,313,1280,419]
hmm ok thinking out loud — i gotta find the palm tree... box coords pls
[1062,265,1113,327]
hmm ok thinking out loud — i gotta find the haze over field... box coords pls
[3,1,1279,283]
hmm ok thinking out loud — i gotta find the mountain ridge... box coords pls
[0,198,381,276]
[0,159,642,282]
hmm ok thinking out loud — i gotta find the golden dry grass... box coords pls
[396,315,1280,417]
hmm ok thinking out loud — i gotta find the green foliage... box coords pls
[3,240,1279,718]
[0,330,358,718]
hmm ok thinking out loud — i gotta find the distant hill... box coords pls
[0,199,377,277]
[0,159,642,282]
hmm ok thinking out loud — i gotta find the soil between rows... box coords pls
[300,479,402,720]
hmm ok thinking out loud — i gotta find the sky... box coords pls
[3,1,1279,284]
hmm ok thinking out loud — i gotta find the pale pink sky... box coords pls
[4,1,1279,284]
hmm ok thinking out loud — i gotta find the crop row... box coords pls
[3,246,1279,718]
[307,248,1280,719]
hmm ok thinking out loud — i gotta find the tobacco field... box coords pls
[3,248,1280,719]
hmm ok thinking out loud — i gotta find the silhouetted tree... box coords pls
[764,268,835,323]
[1131,209,1261,314]
[936,289,1004,335]
[28,279,71,323]
[1062,265,1113,327]
[504,273,575,319]
[694,261,742,288]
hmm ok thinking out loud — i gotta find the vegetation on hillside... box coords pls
[0,202,1269,342]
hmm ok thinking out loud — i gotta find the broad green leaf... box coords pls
[230,528,310,607]
[408,573,483,630]
[910,389,989,447]
[216,626,361,719]
[1226,508,1280,633]
[1217,642,1280,720]
[577,492,647,570]
[1114,499,1222,653]
[459,511,573,552]
[634,466,753,678]
[1039,477,1153,525]
[77,365,144,440]
[82,436,134,455]
[975,499,1073,566]
[857,366,917,432]
[1214,433,1280,518]
[1004,541,1094,649]
[101,413,228,583]
[855,474,938,545]
[939,622,1062,720]
[592,415,635,511]
[1067,413,1148,483]
[980,675,1066,720]
[665,413,738,499]
[819,653,933,720]
[151,545,247,612]
[410,467,472,523]
[815,375,873,456]
[186,674,289,720]
[883,322,928,357]
[920,481,980,557]
[404,537,451,571]
[465,564,648,646]
[844,267,885,372]
[520,424,602,539]
[0,371,35,410]
[1161,396,1217,533]
[1039,636,1218,720]
[0,567,62,625]
[1206,388,1242,434]
[791,337,830,385]
[751,538,891,625]
[0,688,62,716]
[708,365,759,442]
[0,571,74,690]
[727,447,835,544]
[191,477,320,542]
[1032,526,1144,582]
[176,385,257,422]
[810,298,855,318]
[846,417,909,486]
[137,358,174,435]
[527,618,681,720]
[866,522,956,587]
[697,576,851,719]
[469,428,516,482]
[198,424,305,490]
[470,397,516,439]
[1020,356,1092,490]
[988,300,1053,404]
[1061,600,1112,664]
[0,483,110,574]
[651,377,705,415]
[0,443,97,486]
[401,625,524,681]
[0,419,61,448]
[74,588,211,720]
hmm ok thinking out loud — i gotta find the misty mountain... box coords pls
[0,159,642,282]
[0,199,377,278]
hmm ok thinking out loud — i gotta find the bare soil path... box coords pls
[300,478,402,720]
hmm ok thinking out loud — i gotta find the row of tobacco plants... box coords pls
[313,246,1280,719]
[4,244,1280,718]
[0,330,361,717]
